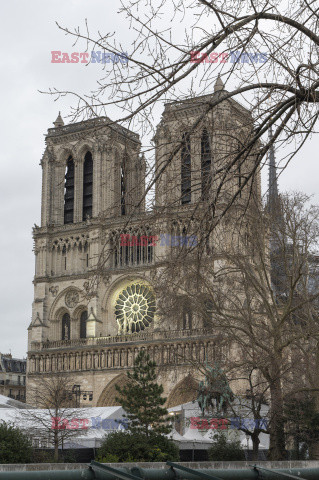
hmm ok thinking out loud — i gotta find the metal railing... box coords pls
[0,460,319,479]
[0,379,25,386]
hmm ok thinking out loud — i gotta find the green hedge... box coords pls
[0,422,33,464]
[96,431,179,462]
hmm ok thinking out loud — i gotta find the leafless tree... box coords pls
[21,373,88,462]
[46,0,319,221]
[154,192,319,459]
[42,1,319,460]
[227,366,269,461]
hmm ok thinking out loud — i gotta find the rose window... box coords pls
[115,283,156,333]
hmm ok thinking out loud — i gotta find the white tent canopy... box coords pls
[0,404,126,449]
[0,395,269,451]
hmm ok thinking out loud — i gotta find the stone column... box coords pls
[54,164,66,226]
[41,156,49,226]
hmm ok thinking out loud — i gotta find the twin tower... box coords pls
[27,79,260,407]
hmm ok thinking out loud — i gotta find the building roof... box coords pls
[0,354,26,374]
[0,394,28,409]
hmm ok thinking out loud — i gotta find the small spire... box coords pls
[139,153,146,168]
[53,112,64,128]
[214,75,225,92]
[88,307,97,321]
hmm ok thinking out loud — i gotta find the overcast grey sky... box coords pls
[0,1,318,358]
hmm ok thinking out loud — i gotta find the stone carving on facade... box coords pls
[101,273,111,289]
[97,137,109,154]
[63,323,70,341]
[83,280,98,300]
[65,290,80,308]
[49,285,59,297]
[149,269,157,282]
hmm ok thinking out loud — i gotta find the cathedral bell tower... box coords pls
[28,114,144,350]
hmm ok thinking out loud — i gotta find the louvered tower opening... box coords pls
[201,129,212,199]
[120,163,126,215]
[181,133,191,204]
[64,156,75,224]
[83,151,93,220]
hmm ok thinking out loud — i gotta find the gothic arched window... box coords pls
[80,311,88,339]
[113,229,155,268]
[62,313,70,340]
[201,129,212,199]
[120,163,126,215]
[181,133,191,205]
[83,151,93,220]
[64,156,75,224]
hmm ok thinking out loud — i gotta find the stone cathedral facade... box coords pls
[27,78,261,407]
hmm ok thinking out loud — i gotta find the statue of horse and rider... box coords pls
[197,362,234,416]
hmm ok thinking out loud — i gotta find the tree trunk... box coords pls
[251,432,260,461]
[269,374,286,460]
[54,430,59,463]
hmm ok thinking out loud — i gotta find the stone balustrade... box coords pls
[30,328,210,351]
[27,329,224,374]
